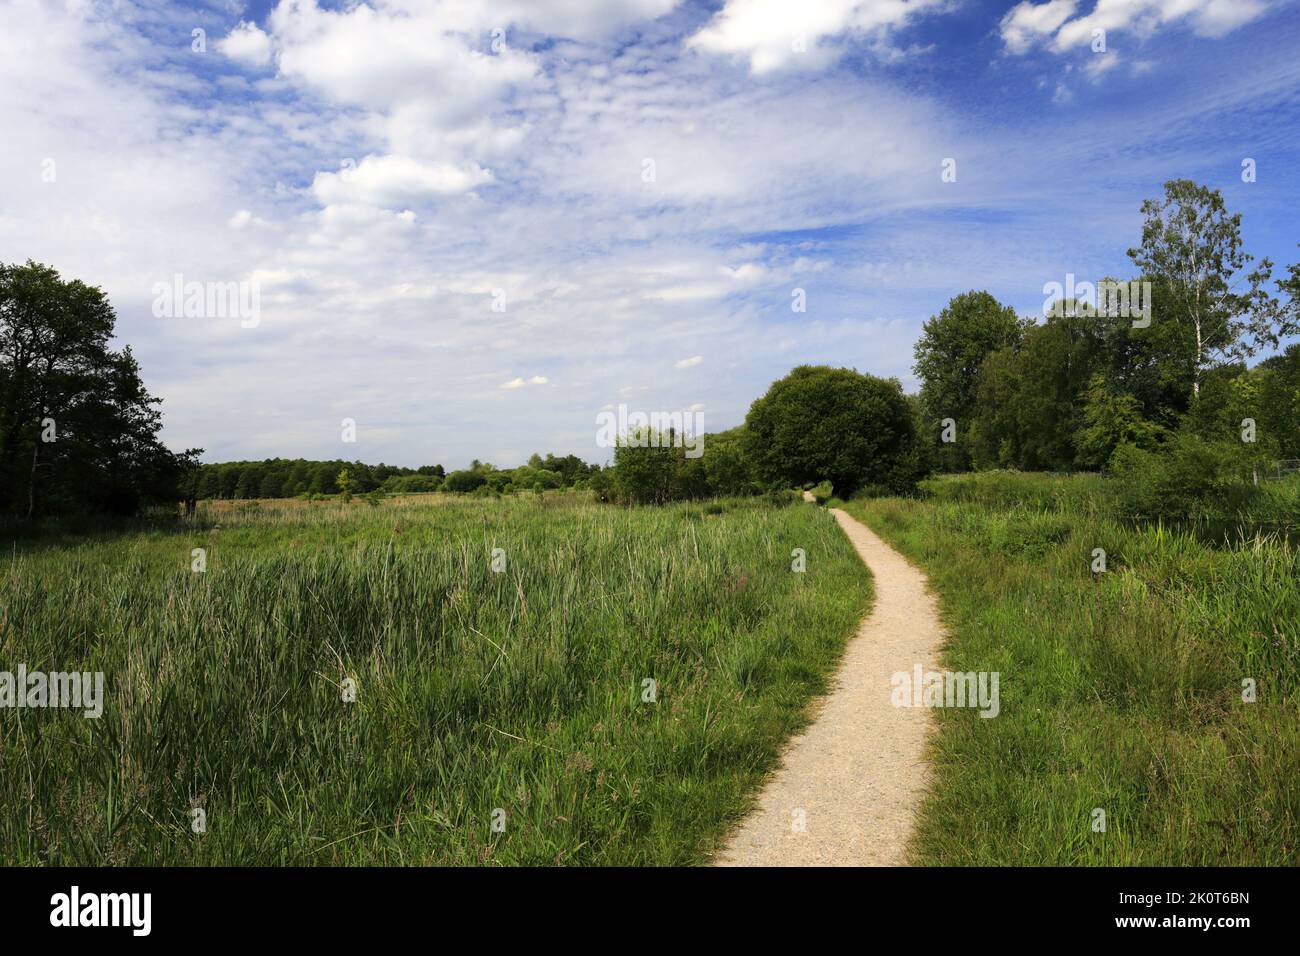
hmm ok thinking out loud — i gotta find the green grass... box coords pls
[844,474,1300,865]
[1,493,870,865]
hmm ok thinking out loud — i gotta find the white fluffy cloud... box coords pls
[1000,0,1077,54]
[312,155,493,207]
[687,0,948,73]
[1001,0,1271,54]
[217,21,273,68]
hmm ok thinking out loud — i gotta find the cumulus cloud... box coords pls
[687,0,950,73]
[312,155,493,207]
[675,355,703,368]
[218,21,273,68]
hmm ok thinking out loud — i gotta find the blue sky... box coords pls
[2,0,1298,468]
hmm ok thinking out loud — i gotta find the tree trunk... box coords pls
[26,433,39,520]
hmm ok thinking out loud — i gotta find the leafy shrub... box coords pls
[1110,431,1264,519]
[443,469,486,493]
[744,365,923,495]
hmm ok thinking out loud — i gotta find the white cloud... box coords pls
[687,0,950,74]
[501,375,549,389]
[218,21,273,68]
[270,2,538,114]
[1083,51,1120,79]
[1003,0,1272,55]
[1000,0,1077,55]
[312,154,492,207]
[483,0,681,39]
[675,355,703,368]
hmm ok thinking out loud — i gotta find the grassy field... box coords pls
[845,473,1300,865]
[1,493,870,865]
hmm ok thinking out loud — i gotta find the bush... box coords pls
[1110,431,1264,520]
[744,365,923,496]
[443,469,486,493]
[611,428,707,505]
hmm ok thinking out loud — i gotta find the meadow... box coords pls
[1,493,870,865]
[846,473,1300,865]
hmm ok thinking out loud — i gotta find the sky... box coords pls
[2,0,1299,469]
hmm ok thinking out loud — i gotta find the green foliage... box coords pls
[612,428,684,504]
[442,469,486,493]
[701,427,759,497]
[920,470,1118,515]
[1075,373,1167,469]
[1255,344,1300,457]
[913,291,1029,472]
[336,467,357,502]
[743,365,923,495]
[950,182,1300,513]
[1128,180,1297,399]
[0,261,198,517]
[383,474,442,494]
[970,313,1107,470]
[1109,430,1269,520]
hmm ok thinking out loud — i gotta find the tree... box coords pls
[702,427,758,496]
[1254,345,1300,460]
[743,365,921,495]
[1128,180,1294,400]
[1076,373,1166,469]
[443,469,485,493]
[970,312,1107,470]
[0,261,195,516]
[612,429,680,504]
[913,291,1028,471]
[337,467,356,502]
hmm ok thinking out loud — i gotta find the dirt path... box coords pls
[714,500,945,866]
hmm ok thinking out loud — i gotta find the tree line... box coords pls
[6,180,1294,518]
[189,453,606,500]
[913,180,1300,486]
[610,180,1300,508]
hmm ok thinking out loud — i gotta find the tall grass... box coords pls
[2,494,870,865]
[846,477,1300,865]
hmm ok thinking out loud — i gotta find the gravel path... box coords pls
[714,502,945,866]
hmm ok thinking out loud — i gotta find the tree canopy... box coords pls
[743,365,921,495]
[0,261,197,517]
[913,290,1029,471]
